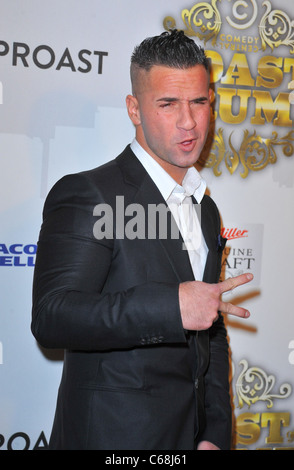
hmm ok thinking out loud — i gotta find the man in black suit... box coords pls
[32,30,253,450]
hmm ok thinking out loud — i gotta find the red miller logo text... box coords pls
[221,228,248,240]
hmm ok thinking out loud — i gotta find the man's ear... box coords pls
[126,94,141,126]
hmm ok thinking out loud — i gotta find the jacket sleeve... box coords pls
[31,173,187,351]
[200,317,232,449]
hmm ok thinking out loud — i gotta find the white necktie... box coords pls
[168,188,208,281]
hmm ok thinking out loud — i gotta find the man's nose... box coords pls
[176,103,196,131]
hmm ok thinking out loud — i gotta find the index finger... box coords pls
[218,273,254,295]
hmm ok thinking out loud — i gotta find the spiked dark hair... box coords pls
[130,30,209,92]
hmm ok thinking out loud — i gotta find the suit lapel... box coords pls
[116,146,222,285]
[138,176,195,283]
[116,146,194,283]
[200,196,221,283]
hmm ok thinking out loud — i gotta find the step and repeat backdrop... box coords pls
[0,0,293,450]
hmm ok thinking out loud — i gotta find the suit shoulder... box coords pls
[43,146,133,216]
[76,144,137,189]
[46,146,130,198]
[44,164,116,207]
[80,157,120,185]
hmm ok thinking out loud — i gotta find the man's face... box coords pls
[126,64,212,183]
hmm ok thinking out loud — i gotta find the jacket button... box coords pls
[194,378,199,389]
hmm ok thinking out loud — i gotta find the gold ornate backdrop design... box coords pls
[164,0,294,53]
[164,0,294,177]
[234,359,291,409]
[199,128,294,177]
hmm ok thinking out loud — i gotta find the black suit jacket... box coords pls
[32,145,231,450]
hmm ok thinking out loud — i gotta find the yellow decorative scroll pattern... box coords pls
[198,129,294,177]
[163,0,294,54]
[259,0,294,54]
[163,0,222,45]
[235,360,292,409]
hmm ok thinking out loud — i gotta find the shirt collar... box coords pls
[130,139,206,203]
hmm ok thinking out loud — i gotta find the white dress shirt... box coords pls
[130,139,208,281]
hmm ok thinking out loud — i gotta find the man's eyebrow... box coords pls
[156,97,179,103]
[156,96,209,103]
[193,96,209,103]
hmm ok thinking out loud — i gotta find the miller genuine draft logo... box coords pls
[164,0,294,177]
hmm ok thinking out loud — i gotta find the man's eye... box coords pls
[192,99,207,105]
